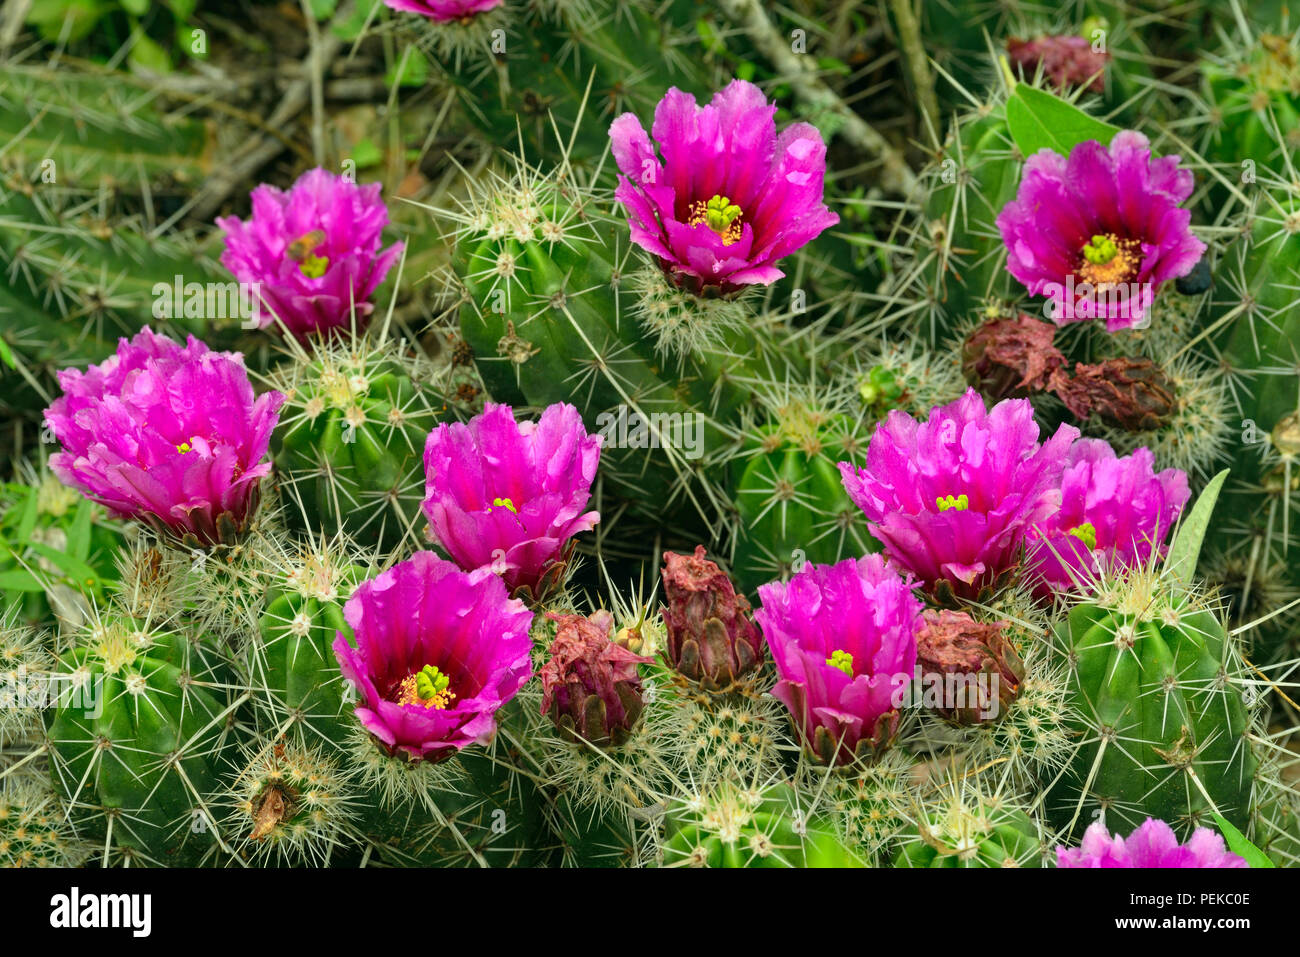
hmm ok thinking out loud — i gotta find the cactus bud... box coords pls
[1006,35,1111,93]
[540,611,653,746]
[660,546,765,692]
[1050,357,1178,431]
[915,610,1023,724]
[962,314,1065,401]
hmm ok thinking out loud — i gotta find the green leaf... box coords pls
[1163,469,1229,581]
[0,570,45,593]
[330,0,383,41]
[385,48,429,88]
[350,138,384,170]
[68,499,94,564]
[309,0,339,20]
[25,0,106,43]
[0,336,14,369]
[127,29,174,75]
[1005,85,1120,158]
[12,484,39,545]
[25,542,101,591]
[1212,814,1274,868]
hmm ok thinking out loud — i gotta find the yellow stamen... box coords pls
[1077,233,1140,288]
[936,494,970,512]
[287,229,330,278]
[491,497,518,514]
[1068,522,1097,550]
[688,194,745,246]
[395,664,456,711]
[827,649,855,678]
[176,441,193,454]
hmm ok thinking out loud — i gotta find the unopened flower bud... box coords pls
[540,610,652,747]
[660,546,765,691]
[915,610,1023,724]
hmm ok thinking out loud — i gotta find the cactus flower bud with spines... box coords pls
[916,610,1023,724]
[962,313,1065,401]
[1049,357,1178,432]
[660,546,765,692]
[609,79,839,294]
[422,402,601,599]
[755,554,922,765]
[1006,35,1111,93]
[43,327,284,549]
[539,610,653,747]
[217,168,403,340]
[1056,818,1247,868]
[332,552,533,763]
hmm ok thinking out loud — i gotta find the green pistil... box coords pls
[827,649,855,678]
[1068,522,1097,550]
[935,493,970,512]
[298,252,330,279]
[176,441,193,454]
[1082,234,1118,265]
[491,497,518,514]
[415,664,451,702]
[704,194,742,233]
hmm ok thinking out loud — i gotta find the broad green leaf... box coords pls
[128,29,174,75]
[13,484,39,545]
[1164,469,1229,581]
[351,138,384,170]
[1212,814,1275,868]
[25,542,101,590]
[0,569,45,592]
[1005,84,1120,158]
[68,499,94,564]
[385,48,429,88]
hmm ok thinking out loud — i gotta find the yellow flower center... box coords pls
[688,194,744,246]
[1068,521,1097,550]
[287,229,330,278]
[1077,233,1140,288]
[396,664,456,711]
[827,649,855,677]
[491,497,518,514]
[936,493,970,512]
[176,441,193,454]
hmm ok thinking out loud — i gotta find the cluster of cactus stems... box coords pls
[1,0,1299,872]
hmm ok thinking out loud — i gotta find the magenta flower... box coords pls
[1026,440,1189,596]
[382,0,500,20]
[217,168,403,339]
[838,389,1078,600]
[43,327,283,547]
[755,555,922,764]
[1057,819,1247,868]
[996,131,1206,332]
[609,79,839,294]
[422,402,601,597]
[332,552,533,762]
